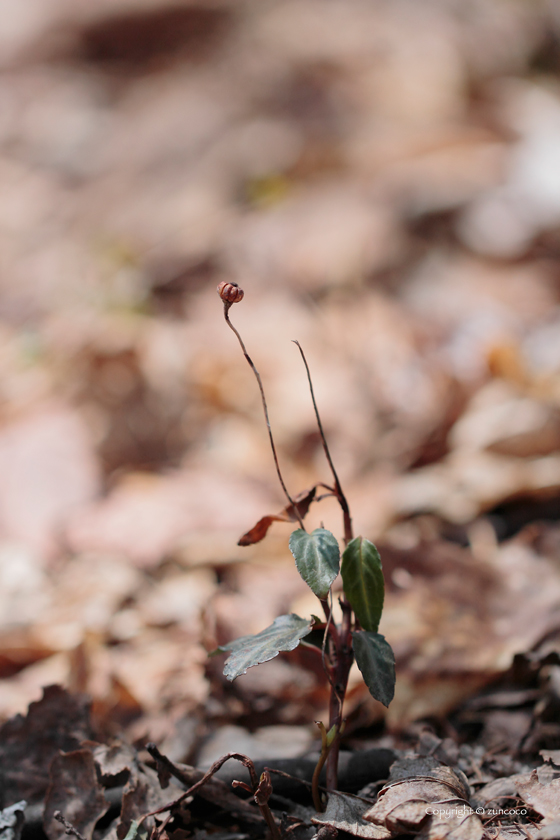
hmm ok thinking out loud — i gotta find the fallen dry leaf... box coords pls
[0,404,100,561]
[118,765,184,839]
[238,485,318,546]
[364,756,483,840]
[0,686,92,806]
[65,468,270,568]
[313,793,390,839]
[91,740,137,781]
[43,749,109,840]
[0,0,559,747]
[517,770,560,825]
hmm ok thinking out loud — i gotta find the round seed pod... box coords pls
[217,280,244,304]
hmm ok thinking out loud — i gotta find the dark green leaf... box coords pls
[341,537,384,632]
[289,528,340,598]
[352,631,395,707]
[216,614,314,681]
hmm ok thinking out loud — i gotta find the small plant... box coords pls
[212,281,395,810]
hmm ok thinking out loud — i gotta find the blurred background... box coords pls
[1,0,560,763]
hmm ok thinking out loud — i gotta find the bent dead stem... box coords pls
[133,751,282,840]
[215,281,396,810]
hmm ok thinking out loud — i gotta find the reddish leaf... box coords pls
[237,515,283,546]
[238,486,319,546]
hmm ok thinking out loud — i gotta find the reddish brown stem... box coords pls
[142,752,281,840]
[292,342,357,790]
[319,598,340,647]
[325,599,354,790]
[225,304,305,530]
[293,341,353,545]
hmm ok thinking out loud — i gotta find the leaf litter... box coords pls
[1,1,560,839]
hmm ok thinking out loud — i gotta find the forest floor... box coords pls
[1,2,560,840]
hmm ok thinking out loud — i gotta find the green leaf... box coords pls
[289,528,340,598]
[352,631,395,707]
[341,537,384,632]
[216,614,314,681]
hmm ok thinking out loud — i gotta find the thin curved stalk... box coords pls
[224,303,305,530]
[292,341,353,544]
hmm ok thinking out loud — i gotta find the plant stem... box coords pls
[312,755,327,812]
[319,597,339,646]
[292,341,353,545]
[311,722,331,812]
[259,800,282,840]
[325,598,353,790]
[224,303,305,530]
[293,341,357,791]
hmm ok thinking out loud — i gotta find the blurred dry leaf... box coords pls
[0,405,99,560]
[66,469,267,567]
[0,0,559,743]
[92,740,137,781]
[357,533,560,725]
[459,82,560,258]
[232,183,399,290]
[0,544,50,630]
[313,793,390,839]
[211,557,313,642]
[197,724,315,768]
[43,749,109,840]
[37,554,142,648]
[118,765,184,839]
[0,686,92,806]
[108,629,208,718]
[136,568,216,628]
[516,770,560,825]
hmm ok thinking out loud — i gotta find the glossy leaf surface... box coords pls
[352,631,395,707]
[289,528,340,598]
[341,537,384,632]
[217,614,314,681]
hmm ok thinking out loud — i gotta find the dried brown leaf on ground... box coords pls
[0,686,92,806]
[0,404,100,561]
[197,724,315,768]
[346,528,560,726]
[312,793,391,839]
[0,0,560,764]
[516,768,560,825]
[118,765,185,839]
[65,468,271,568]
[364,757,483,840]
[91,741,138,782]
[43,749,109,840]
[477,764,560,839]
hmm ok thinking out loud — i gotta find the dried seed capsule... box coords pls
[217,280,244,304]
